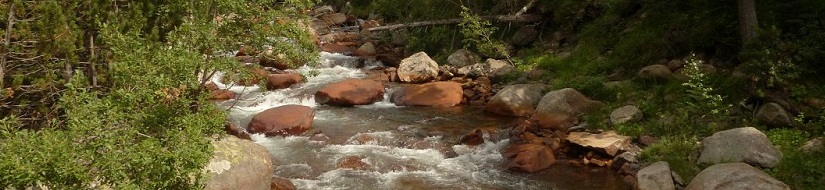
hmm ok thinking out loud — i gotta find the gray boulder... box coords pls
[447,49,481,67]
[533,88,603,129]
[755,102,794,127]
[686,163,790,190]
[697,127,782,168]
[800,137,823,152]
[637,161,676,190]
[638,65,673,80]
[484,84,546,116]
[610,105,643,124]
[204,136,274,190]
[397,52,439,83]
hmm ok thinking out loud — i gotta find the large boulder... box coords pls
[511,26,539,47]
[484,84,546,116]
[638,65,673,80]
[456,59,514,78]
[637,161,676,190]
[248,105,315,136]
[267,73,303,90]
[697,127,782,168]
[686,163,790,190]
[610,105,643,124]
[315,79,384,106]
[320,13,347,25]
[204,136,274,190]
[501,144,556,172]
[447,49,481,67]
[755,102,794,127]
[391,82,463,107]
[353,42,376,57]
[567,131,633,157]
[397,52,439,83]
[532,88,603,129]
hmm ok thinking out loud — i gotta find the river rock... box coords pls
[267,73,303,90]
[397,52,439,83]
[320,43,353,54]
[697,127,782,168]
[686,163,790,190]
[567,131,632,156]
[799,137,823,152]
[484,84,546,116]
[667,59,686,71]
[532,88,603,129]
[353,42,376,57]
[804,98,825,109]
[337,156,371,170]
[610,105,643,124]
[638,65,673,80]
[315,79,384,106]
[447,49,481,67]
[501,144,556,172]
[391,82,463,107]
[210,89,236,100]
[637,161,676,190]
[204,136,274,190]
[320,13,347,25]
[248,105,315,136]
[224,123,251,140]
[259,53,294,70]
[755,102,794,127]
[271,176,296,190]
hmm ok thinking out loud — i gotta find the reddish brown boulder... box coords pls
[248,105,315,136]
[210,90,236,100]
[337,156,371,170]
[236,66,271,86]
[391,82,463,107]
[271,176,296,190]
[224,123,251,140]
[353,42,376,57]
[321,43,353,53]
[502,144,556,172]
[267,73,303,90]
[315,79,384,106]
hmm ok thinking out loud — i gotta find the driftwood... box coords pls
[366,14,543,32]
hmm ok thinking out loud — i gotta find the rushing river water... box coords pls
[212,52,630,190]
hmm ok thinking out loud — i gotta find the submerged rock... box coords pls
[271,176,296,190]
[637,161,676,190]
[501,144,556,172]
[248,105,315,136]
[210,89,236,100]
[266,73,303,90]
[697,127,782,168]
[337,156,371,170]
[484,84,546,117]
[204,136,273,190]
[686,163,789,190]
[532,88,603,129]
[567,131,633,157]
[391,82,463,107]
[397,52,439,83]
[315,79,384,106]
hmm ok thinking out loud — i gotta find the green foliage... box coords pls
[681,54,729,121]
[768,145,825,189]
[1,0,318,188]
[459,6,510,59]
[766,128,810,151]
[639,135,702,182]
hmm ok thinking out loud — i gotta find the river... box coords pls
[211,52,630,190]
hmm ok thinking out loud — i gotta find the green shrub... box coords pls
[639,136,702,181]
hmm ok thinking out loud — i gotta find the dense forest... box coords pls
[1,0,824,189]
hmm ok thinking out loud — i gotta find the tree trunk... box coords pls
[2,3,14,88]
[737,0,759,45]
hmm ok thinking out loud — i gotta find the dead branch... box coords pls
[366,14,543,32]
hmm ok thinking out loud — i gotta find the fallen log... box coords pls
[366,14,543,32]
